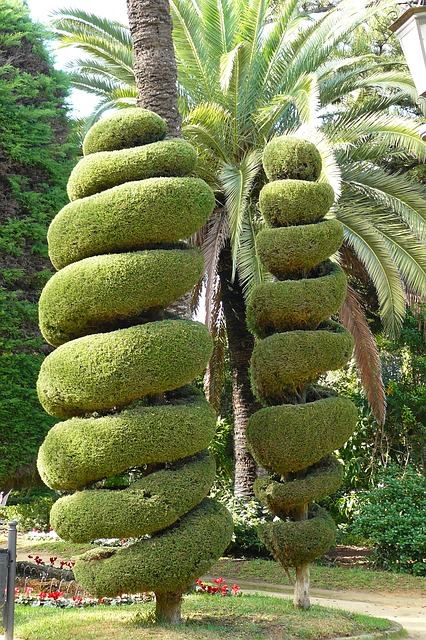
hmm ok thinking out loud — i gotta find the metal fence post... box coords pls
[4,521,17,640]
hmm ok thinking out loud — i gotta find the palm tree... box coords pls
[50,0,426,498]
[126,0,181,136]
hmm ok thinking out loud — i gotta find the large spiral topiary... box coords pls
[247,136,358,609]
[36,108,233,624]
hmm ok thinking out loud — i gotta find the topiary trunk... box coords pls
[246,136,358,609]
[36,108,233,623]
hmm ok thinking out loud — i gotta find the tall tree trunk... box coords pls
[126,0,181,137]
[126,0,189,323]
[219,243,258,499]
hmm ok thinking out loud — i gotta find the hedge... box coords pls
[37,388,216,491]
[250,322,354,402]
[247,396,357,475]
[247,261,347,337]
[48,177,215,270]
[67,139,198,200]
[259,179,335,227]
[74,499,233,597]
[39,249,204,346]
[37,319,213,419]
[254,455,344,515]
[83,108,167,155]
[50,451,216,542]
[256,220,343,278]
[263,137,322,182]
[260,507,336,568]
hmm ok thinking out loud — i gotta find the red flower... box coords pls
[49,556,57,566]
[48,591,63,601]
[213,577,224,585]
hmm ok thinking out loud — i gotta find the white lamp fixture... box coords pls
[390,2,426,97]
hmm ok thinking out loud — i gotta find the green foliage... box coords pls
[247,136,357,573]
[250,322,354,402]
[248,396,358,476]
[0,0,76,488]
[260,507,336,568]
[67,139,198,200]
[50,0,426,343]
[37,319,213,419]
[37,108,232,599]
[51,452,216,542]
[254,456,344,516]
[330,310,426,487]
[39,249,204,345]
[83,107,167,155]
[262,137,322,182]
[351,466,426,575]
[256,220,344,278]
[247,261,347,337]
[38,388,216,491]
[259,180,335,227]
[0,495,56,532]
[48,177,215,269]
[74,499,233,597]
[223,496,271,559]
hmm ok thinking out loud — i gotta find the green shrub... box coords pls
[48,177,215,269]
[67,139,198,200]
[260,507,336,568]
[254,456,344,516]
[0,495,56,532]
[74,499,233,597]
[39,249,204,346]
[247,396,358,475]
[247,261,347,337]
[250,322,354,402]
[38,388,216,491]
[51,451,216,542]
[259,180,335,227]
[37,320,213,418]
[83,108,167,155]
[256,220,344,278]
[351,466,426,575]
[262,137,322,181]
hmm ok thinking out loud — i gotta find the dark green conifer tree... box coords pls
[0,0,75,490]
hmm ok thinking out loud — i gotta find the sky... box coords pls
[27,0,128,117]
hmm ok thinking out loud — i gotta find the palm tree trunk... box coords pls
[126,0,181,137]
[126,0,188,322]
[219,242,258,499]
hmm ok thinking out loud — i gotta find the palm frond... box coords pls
[338,202,407,337]
[219,151,262,278]
[339,286,386,425]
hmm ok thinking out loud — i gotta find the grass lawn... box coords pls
[211,558,426,596]
[14,595,396,640]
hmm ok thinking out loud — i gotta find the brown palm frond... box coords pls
[190,275,205,317]
[202,208,229,330]
[340,285,387,426]
[204,276,227,411]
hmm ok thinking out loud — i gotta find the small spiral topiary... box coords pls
[36,108,233,624]
[247,136,358,609]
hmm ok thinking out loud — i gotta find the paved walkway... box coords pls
[218,577,426,639]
